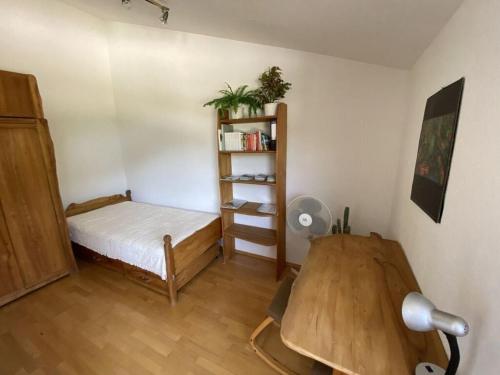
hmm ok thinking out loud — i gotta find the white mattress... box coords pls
[67,201,219,280]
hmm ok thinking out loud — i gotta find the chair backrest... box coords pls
[267,275,295,324]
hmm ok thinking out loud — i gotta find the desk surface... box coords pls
[280,234,448,375]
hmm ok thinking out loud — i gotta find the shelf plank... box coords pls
[221,201,276,217]
[219,179,276,186]
[219,150,276,154]
[224,223,277,246]
[220,115,277,124]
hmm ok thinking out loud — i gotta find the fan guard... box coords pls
[286,196,333,238]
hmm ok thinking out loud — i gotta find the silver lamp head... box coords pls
[402,292,469,337]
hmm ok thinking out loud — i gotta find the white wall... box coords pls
[107,23,408,263]
[389,0,500,372]
[0,0,127,207]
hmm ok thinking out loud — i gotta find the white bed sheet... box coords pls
[67,201,219,280]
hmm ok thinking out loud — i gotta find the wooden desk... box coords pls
[280,234,448,375]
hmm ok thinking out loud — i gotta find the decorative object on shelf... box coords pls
[204,83,261,119]
[121,0,170,24]
[266,174,276,183]
[239,174,255,181]
[411,78,464,223]
[402,292,469,375]
[287,196,333,240]
[221,175,240,181]
[256,66,292,116]
[221,199,247,210]
[332,206,351,234]
[257,204,277,215]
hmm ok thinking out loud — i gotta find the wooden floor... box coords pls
[0,254,282,375]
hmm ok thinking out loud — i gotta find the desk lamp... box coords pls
[402,292,469,375]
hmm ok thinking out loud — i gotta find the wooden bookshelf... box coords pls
[216,104,287,280]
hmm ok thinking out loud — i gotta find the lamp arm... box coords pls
[444,333,460,375]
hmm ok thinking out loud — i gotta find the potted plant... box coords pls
[256,66,292,116]
[204,83,261,119]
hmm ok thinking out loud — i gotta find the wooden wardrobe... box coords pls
[0,70,76,306]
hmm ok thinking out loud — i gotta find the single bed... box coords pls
[65,190,221,305]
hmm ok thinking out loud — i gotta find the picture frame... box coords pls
[410,78,465,223]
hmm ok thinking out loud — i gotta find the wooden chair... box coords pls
[250,275,334,374]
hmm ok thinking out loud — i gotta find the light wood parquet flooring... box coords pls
[0,254,282,375]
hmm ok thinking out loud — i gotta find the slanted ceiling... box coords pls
[62,0,463,68]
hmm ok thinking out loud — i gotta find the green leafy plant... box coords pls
[256,66,292,104]
[203,83,261,116]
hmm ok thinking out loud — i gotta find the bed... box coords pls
[65,190,221,305]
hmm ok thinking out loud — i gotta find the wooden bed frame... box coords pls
[65,190,221,305]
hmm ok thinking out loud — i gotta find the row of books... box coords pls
[219,130,271,151]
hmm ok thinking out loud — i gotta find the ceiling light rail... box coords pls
[121,0,170,24]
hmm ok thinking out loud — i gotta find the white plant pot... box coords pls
[241,104,251,118]
[229,106,245,119]
[264,102,278,116]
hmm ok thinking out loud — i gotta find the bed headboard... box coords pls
[65,190,132,217]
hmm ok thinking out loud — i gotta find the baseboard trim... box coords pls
[0,271,70,307]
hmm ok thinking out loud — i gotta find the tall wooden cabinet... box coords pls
[0,70,76,306]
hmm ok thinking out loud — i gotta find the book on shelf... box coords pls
[221,199,247,210]
[270,120,277,151]
[257,203,276,215]
[217,129,222,151]
[219,127,272,152]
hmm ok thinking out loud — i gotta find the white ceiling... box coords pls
[61,0,464,68]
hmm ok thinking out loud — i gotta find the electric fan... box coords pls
[286,196,333,239]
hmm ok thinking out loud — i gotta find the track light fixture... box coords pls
[160,6,169,24]
[121,0,170,24]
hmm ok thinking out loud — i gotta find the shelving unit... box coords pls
[216,103,287,280]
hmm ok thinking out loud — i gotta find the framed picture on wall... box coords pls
[410,77,465,223]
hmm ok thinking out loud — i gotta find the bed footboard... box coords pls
[163,235,178,305]
[164,218,222,305]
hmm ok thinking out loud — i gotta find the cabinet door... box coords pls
[0,203,23,300]
[0,119,71,288]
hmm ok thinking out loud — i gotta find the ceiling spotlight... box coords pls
[121,0,170,24]
[160,7,169,24]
